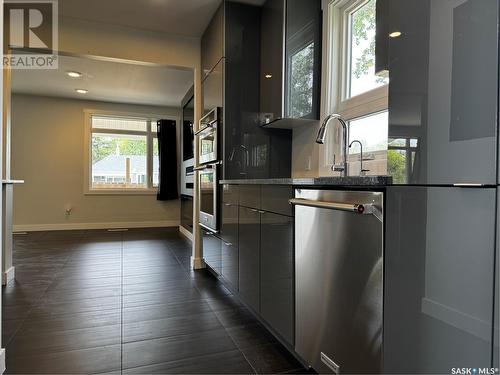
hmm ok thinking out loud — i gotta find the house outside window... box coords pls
[321,0,389,176]
[84,111,173,194]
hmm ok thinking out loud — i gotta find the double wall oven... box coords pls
[196,107,222,232]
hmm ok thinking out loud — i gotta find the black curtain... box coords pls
[156,119,178,201]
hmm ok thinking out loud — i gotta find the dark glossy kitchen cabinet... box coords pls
[260,0,322,126]
[201,4,224,78]
[384,186,496,373]
[221,185,239,289]
[202,58,224,115]
[387,0,498,185]
[201,1,293,180]
[238,206,261,312]
[260,211,294,344]
[180,195,193,234]
[202,230,222,275]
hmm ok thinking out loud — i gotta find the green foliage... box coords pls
[351,0,385,83]
[388,150,406,184]
[289,43,315,118]
[92,135,147,164]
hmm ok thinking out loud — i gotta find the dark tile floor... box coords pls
[2,228,305,374]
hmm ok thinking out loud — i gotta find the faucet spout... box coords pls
[316,114,349,177]
[316,114,346,144]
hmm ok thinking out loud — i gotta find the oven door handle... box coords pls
[194,162,221,171]
[194,165,210,171]
[194,119,218,136]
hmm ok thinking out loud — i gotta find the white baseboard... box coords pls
[13,220,180,232]
[178,225,193,242]
[2,267,15,286]
[0,348,5,374]
[191,256,205,270]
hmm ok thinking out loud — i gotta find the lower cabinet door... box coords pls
[238,206,261,312]
[384,187,496,373]
[221,203,239,289]
[260,212,294,345]
[202,230,222,275]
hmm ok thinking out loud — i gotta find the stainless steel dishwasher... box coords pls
[291,189,383,374]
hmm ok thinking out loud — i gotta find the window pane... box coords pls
[348,111,388,176]
[288,42,315,118]
[151,121,158,133]
[153,138,159,187]
[348,0,389,98]
[92,116,147,132]
[91,133,147,189]
[349,111,388,153]
[388,149,407,184]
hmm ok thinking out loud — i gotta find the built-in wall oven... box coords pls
[197,107,223,232]
[198,163,220,232]
[197,107,222,166]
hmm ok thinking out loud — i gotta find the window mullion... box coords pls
[146,121,153,189]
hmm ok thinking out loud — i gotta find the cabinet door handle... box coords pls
[224,242,232,246]
[250,208,259,213]
[258,210,266,214]
[224,203,232,207]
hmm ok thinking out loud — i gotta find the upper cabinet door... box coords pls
[259,0,322,126]
[284,0,322,121]
[201,4,224,78]
[260,0,285,125]
[202,58,224,116]
[387,0,498,185]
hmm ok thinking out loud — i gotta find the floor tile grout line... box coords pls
[3,246,75,348]
[209,309,258,375]
[119,347,252,374]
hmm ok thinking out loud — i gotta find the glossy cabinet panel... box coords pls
[259,0,321,125]
[202,230,222,275]
[495,187,500,368]
[202,58,224,116]
[221,202,239,289]
[222,184,239,206]
[260,0,284,125]
[239,185,261,209]
[238,206,261,313]
[180,195,193,234]
[384,186,496,373]
[260,212,294,345]
[387,0,498,185]
[283,0,321,121]
[201,3,224,78]
[261,185,293,216]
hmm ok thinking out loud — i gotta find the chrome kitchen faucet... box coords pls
[316,114,348,177]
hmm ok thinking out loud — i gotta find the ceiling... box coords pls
[12,55,194,107]
[60,0,266,38]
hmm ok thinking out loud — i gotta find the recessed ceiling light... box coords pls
[389,31,402,38]
[75,89,88,94]
[67,71,82,78]
[265,74,272,79]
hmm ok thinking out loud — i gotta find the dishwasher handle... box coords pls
[289,198,383,222]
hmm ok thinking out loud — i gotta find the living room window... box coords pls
[84,112,164,194]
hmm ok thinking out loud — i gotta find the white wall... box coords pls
[59,17,200,69]
[11,94,181,231]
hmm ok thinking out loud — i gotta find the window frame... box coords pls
[83,109,177,196]
[320,0,389,175]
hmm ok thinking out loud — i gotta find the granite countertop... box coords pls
[220,176,392,186]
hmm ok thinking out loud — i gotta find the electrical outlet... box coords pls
[305,156,312,171]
